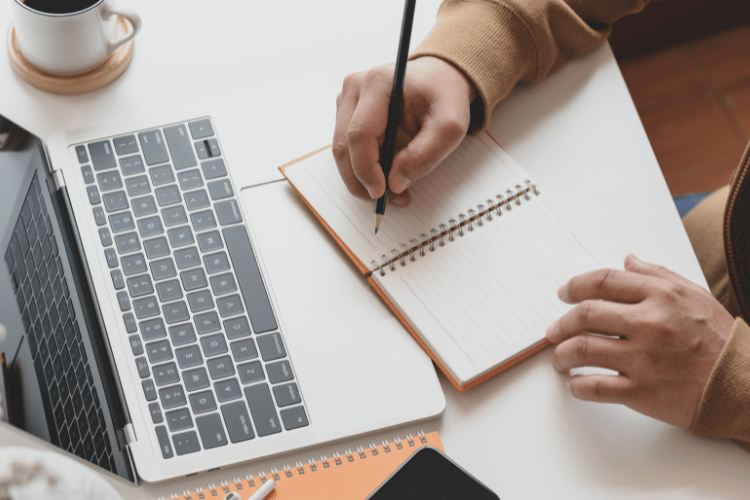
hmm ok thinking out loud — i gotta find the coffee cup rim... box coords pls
[14,0,105,17]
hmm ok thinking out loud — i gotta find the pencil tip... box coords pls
[375,214,383,234]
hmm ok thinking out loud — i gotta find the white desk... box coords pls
[2,1,750,498]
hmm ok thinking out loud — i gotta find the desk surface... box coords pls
[2,1,749,498]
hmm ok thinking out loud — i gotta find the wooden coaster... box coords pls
[6,15,135,95]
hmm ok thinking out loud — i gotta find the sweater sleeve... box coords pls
[690,317,750,448]
[410,0,651,131]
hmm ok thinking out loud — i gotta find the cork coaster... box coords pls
[6,15,135,95]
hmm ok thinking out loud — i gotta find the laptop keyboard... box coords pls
[75,118,308,458]
[5,173,116,472]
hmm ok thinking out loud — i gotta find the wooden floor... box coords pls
[618,24,750,196]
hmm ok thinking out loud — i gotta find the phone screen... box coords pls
[367,447,500,500]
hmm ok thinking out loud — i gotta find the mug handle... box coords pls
[101,2,142,54]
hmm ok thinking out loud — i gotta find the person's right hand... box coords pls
[333,56,476,206]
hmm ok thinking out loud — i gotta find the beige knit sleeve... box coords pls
[410,0,651,131]
[690,317,750,448]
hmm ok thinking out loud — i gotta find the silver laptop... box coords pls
[0,92,444,483]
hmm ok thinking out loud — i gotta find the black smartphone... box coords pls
[366,446,500,499]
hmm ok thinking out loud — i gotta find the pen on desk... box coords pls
[374,0,417,234]
[247,478,276,500]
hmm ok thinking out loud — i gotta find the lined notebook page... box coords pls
[284,133,533,272]
[372,198,600,385]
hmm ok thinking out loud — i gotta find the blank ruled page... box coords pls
[372,198,600,386]
[284,134,533,271]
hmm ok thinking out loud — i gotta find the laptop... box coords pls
[0,89,445,483]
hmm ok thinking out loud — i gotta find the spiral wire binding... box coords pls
[370,180,539,276]
[158,432,436,500]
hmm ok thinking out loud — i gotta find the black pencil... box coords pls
[375,0,417,234]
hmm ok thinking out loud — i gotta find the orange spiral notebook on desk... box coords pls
[280,133,601,391]
[159,431,443,500]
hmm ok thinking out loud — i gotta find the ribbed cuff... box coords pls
[410,0,536,132]
[690,317,750,442]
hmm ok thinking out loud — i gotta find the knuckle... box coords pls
[594,268,617,294]
[342,72,364,90]
[364,67,393,87]
[439,114,469,140]
[330,139,350,164]
[574,301,594,326]
[346,124,369,146]
[575,335,590,365]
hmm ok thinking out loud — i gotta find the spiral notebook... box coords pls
[280,133,600,391]
[159,431,443,500]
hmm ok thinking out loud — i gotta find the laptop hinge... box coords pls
[52,169,66,189]
[124,423,137,445]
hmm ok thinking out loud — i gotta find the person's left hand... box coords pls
[545,254,734,428]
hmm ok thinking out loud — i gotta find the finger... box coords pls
[347,68,394,199]
[552,334,631,373]
[624,254,708,294]
[546,299,635,344]
[332,80,371,200]
[557,268,651,305]
[566,373,635,405]
[387,105,468,194]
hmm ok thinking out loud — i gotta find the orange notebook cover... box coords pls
[161,431,443,500]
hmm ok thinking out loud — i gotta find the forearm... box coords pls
[411,0,651,130]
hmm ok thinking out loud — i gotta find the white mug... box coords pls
[12,0,142,76]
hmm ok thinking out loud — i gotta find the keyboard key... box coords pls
[162,206,188,227]
[200,334,228,357]
[177,169,203,191]
[190,209,216,232]
[122,312,136,332]
[183,367,209,392]
[169,323,197,347]
[120,154,145,176]
[150,257,177,280]
[189,119,214,139]
[164,124,197,170]
[116,291,131,311]
[221,401,254,443]
[195,140,209,160]
[184,190,210,211]
[159,384,187,410]
[143,236,170,259]
[266,360,294,384]
[125,175,150,197]
[204,251,231,275]
[142,379,157,401]
[75,145,89,164]
[174,246,200,269]
[230,338,257,363]
[135,357,150,378]
[194,311,221,335]
[155,185,181,207]
[257,332,286,362]
[148,402,163,424]
[81,165,95,184]
[207,355,235,380]
[137,216,164,238]
[206,138,221,157]
[113,134,139,155]
[172,430,201,456]
[176,345,203,369]
[104,248,118,268]
[132,195,158,217]
[163,300,190,324]
[149,164,174,186]
[273,383,301,407]
[115,232,141,255]
[96,170,123,192]
[224,317,251,339]
[98,228,113,247]
[167,226,194,248]
[109,211,135,234]
[140,318,166,341]
[188,390,216,414]
[187,290,213,313]
[133,296,160,319]
[180,268,207,291]
[129,335,143,355]
[156,279,182,302]
[214,199,243,225]
[223,225,277,333]
[155,425,174,458]
[207,179,233,200]
[92,206,106,226]
[102,191,129,212]
[196,413,227,449]
[126,274,153,298]
[201,158,227,179]
[244,384,282,437]
[215,378,241,402]
[87,185,101,205]
[138,130,169,165]
[121,253,147,275]
[153,362,180,386]
[88,140,116,171]
[166,408,193,432]
[280,406,309,431]
[197,230,223,252]
[217,294,243,318]
[210,273,237,296]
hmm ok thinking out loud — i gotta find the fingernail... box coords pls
[545,321,557,340]
[366,184,380,199]
[557,285,568,301]
[390,196,408,207]
[390,173,410,194]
